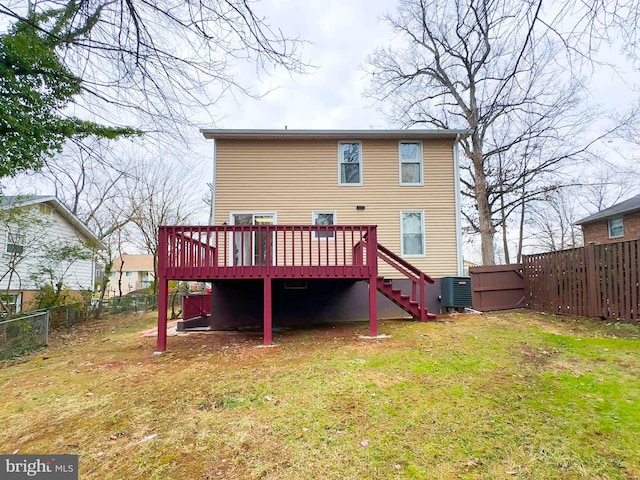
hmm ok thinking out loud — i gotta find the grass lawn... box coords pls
[1,311,639,479]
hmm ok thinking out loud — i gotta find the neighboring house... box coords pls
[463,259,478,275]
[156,129,466,351]
[0,196,103,313]
[576,193,640,245]
[106,254,155,297]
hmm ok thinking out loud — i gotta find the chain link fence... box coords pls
[0,294,158,360]
[94,294,157,316]
[0,311,49,360]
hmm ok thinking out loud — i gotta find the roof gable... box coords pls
[0,195,105,248]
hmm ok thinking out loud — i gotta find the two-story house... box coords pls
[106,254,155,297]
[156,129,465,351]
[0,196,103,313]
[576,193,640,244]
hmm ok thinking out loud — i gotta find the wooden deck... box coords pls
[156,225,435,351]
[158,225,378,280]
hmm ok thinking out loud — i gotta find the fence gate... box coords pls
[470,264,524,311]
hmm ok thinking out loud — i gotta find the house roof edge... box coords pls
[200,128,470,141]
[1,195,106,249]
[575,193,640,225]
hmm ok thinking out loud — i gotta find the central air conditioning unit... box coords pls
[441,276,472,309]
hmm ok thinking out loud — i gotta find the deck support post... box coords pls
[156,278,168,352]
[368,226,378,337]
[369,277,378,337]
[263,277,272,345]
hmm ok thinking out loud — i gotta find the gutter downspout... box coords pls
[208,141,217,225]
[453,134,464,276]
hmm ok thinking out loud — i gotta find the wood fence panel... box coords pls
[523,247,593,317]
[521,240,640,323]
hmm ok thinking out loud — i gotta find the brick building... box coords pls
[576,193,640,244]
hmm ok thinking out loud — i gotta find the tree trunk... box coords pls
[471,147,495,265]
[517,180,526,263]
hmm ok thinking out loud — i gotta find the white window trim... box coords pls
[311,211,337,241]
[0,292,22,313]
[337,141,363,186]
[229,212,278,225]
[398,140,424,186]
[608,216,624,238]
[400,210,426,258]
[39,204,53,215]
[228,211,278,266]
[5,230,25,255]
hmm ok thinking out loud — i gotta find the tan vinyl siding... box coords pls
[214,138,458,278]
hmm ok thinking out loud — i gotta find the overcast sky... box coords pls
[207,0,395,130]
[7,0,640,258]
[193,0,639,178]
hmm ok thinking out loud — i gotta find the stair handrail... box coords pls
[375,242,435,284]
[377,250,420,284]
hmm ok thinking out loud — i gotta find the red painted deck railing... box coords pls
[354,235,435,321]
[182,293,212,320]
[158,225,378,279]
[375,242,435,321]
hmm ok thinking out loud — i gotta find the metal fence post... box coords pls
[45,311,50,345]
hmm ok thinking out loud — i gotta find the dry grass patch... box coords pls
[1,311,639,479]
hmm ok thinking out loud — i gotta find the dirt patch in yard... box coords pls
[518,343,561,367]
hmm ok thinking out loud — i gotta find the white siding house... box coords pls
[0,196,104,312]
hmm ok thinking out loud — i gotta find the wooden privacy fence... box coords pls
[469,240,640,323]
[523,241,640,322]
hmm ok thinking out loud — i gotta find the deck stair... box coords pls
[370,242,437,321]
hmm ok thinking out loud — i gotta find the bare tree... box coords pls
[365,0,603,265]
[35,138,141,304]
[578,165,640,214]
[0,1,305,140]
[29,241,94,307]
[126,158,201,292]
[518,158,640,254]
[525,191,583,253]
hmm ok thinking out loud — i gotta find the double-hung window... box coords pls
[399,141,423,185]
[0,293,21,314]
[401,211,425,257]
[338,142,362,185]
[312,211,336,240]
[608,217,624,238]
[5,231,25,255]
